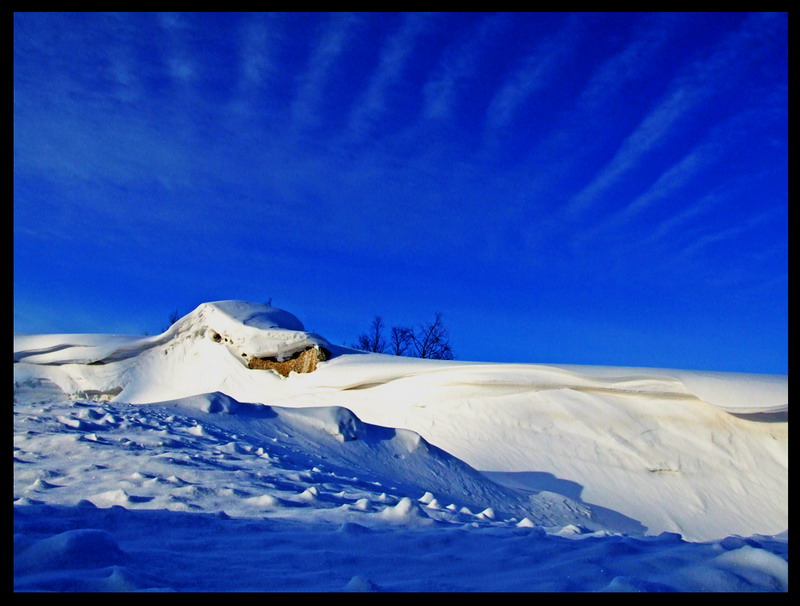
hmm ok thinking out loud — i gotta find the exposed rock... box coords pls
[73,387,123,402]
[247,345,330,377]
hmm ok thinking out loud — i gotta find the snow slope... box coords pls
[13,300,788,592]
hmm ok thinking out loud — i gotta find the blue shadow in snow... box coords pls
[483,470,649,536]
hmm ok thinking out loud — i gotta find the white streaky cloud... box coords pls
[99,13,144,105]
[630,162,777,255]
[483,15,585,137]
[345,12,436,141]
[636,189,725,251]
[513,13,682,180]
[575,13,681,114]
[421,13,511,122]
[232,13,283,109]
[238,14,280,91]
[673,12,787,92]
[473,14,686,233]
[671,208,783,265]
[573,117,733,248]
[612,146,708,222]
[564,12,786,219]
[156,12,197,87]
[565,85,696,218]
[289,12,362,133]
[593,174,785,294]
[225,13,287,126]
[600,98,787,249]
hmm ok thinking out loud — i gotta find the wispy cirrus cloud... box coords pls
[289,12,362,134]
[574,108,752,245]
[93,13,147,106]
[573,13,681,115]
[238,14,281,90]
[671,206,784,267]
[13,12,788,372]
[230,12,284,117]
[564,84,697,218]
[345,12,436,142]
[643,189,726,249]
[482,14,585,140]
[157,12,199,88]
[563,12,787,220]
[484,14,684,228]
[421,13,511,122]
[593,164,783,279]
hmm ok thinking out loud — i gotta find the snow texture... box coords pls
[13,300,788,592]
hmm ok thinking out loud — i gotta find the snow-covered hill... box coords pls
[13,301,788,592]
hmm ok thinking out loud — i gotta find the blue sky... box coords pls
[14,12,788,373]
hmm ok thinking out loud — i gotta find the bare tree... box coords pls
[355,313,454,359]
[355,316,386,353]
[410,312,454,359]
[389,326,413,356]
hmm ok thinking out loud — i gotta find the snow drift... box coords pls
[14,300,331,366]
[13,300,788,591]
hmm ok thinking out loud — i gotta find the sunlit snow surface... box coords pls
[14,301,788,592]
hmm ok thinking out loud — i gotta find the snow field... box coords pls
[14,301,788,592]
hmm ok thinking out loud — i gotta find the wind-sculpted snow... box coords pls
[154,391,582,525]
[13,300,334,366]
[13,301,788,591]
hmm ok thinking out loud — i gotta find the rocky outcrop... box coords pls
[247,345,330,377]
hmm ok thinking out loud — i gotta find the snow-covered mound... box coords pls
[14,300,333,366]
[14,300,788,589]
[14,385,574,527]
[152,392,592,525]
[14,301,340,403]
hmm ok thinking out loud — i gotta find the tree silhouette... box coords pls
[356,313,453,359]
[389,326,413,356]
[355,316,386,353]
[409,312,454,359]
